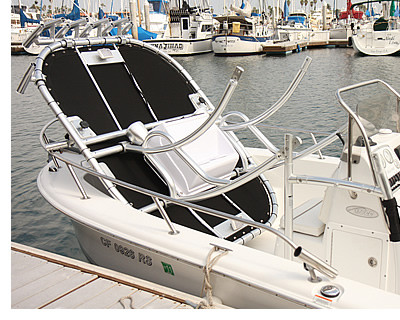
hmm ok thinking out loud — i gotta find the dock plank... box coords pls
[11,243,230,309]
[112,290,159,309]
[11,251,47,274]
[142,296,183,309]
[43,278,117,309]
[12,267,97,309]
[77,283,137,309]
[12,256,63,291]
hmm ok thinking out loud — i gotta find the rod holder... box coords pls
[16,63,35,94]
[283,134,302,260]
[294,246,338,279]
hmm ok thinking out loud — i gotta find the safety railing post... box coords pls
[283,133,294,260]
[66,164,89,200]
[152,197,180,235]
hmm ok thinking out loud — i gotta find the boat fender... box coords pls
[382,198,400,242]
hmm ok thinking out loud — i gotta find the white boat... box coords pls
[352,17,400,55]
[144,0,215,55]
[11,7,41,54]
[329,0,366,43]
[212,2,274,55]
[18,34,400,308]
[21,0,85,55]
[144,0,170,34]
[277,11,312,42]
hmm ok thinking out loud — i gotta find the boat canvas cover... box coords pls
[287,16,306,25]
[53,0,81,20]
[19,10,40,28]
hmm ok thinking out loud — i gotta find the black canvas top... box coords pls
[43,43,197,135]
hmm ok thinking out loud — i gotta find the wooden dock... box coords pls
[11,242,229,309]
[262,39,349,54]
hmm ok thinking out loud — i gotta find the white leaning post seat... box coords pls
[146,113,239,197]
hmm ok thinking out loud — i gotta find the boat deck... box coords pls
[11,242,228,309]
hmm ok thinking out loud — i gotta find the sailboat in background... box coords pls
[329,0,366,43]
[98,7,158,41]
[276,1,312,42]
[22,0,83,55]
[352,0,400,55]
[11,2,41,54]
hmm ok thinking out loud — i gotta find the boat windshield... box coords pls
[356,91,400,138]
[340,82,400,145]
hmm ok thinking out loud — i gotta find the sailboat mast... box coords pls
[137,0,142,26]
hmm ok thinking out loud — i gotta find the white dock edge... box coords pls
[11,242,230,309]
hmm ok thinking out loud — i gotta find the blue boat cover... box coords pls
[20,10,40,28]
[99,8,157,39]
[288,16,306,25]
[138,27,158,40]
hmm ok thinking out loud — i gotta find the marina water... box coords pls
[11,47,400,262]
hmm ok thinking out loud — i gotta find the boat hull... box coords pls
[352,30,400,56]
[212,35,271,55]
[144,38,212,55]
[36,156,400,309]
[71,218,312,309]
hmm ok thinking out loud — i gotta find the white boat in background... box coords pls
[329,0,365,43]
[143,0,170,35]
[17,30,400,308]
[21,0,85,55]
[11,7,41,54]
[144,0,215,55]
[277,11,311,42]
[276,4,330,45]
[353,27,400,55]
[212,1,274,55]
[352,1,400,56]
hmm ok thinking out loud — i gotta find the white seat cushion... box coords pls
[280,197,325,237]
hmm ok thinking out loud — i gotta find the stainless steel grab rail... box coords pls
[220,56,313,131]
[38,136,339,279]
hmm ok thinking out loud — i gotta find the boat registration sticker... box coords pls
[161,262,175,276]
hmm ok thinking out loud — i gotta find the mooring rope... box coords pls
[196,246,229,309]
[119,295,135,309]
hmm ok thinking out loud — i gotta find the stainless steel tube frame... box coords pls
[124,66,244,155]
[288,175,383,198]
[220,111,279,154]
[179,125,347,203]
[220,56,312,131]
[284,134,295,260]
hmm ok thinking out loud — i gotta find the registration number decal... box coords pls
[100,236,152,266]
